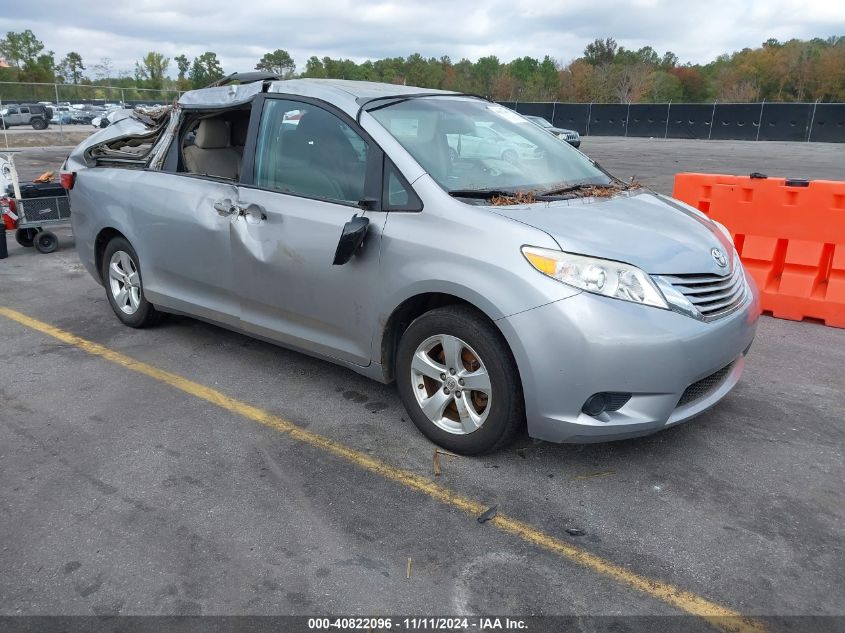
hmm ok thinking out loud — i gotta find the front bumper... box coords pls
[497,273,760,443]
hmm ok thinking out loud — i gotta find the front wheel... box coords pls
[101,237,161,328]
[396,305,524,455]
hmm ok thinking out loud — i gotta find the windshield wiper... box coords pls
[539,182,621,196]
[447,189,514,199]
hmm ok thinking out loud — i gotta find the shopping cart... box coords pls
[1,151,70,254]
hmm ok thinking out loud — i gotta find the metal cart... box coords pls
[1,151,70,254]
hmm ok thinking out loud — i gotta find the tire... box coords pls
[15,228,37,247]
[395,305,524,455]
[101,237,161,328]
[502,149,518,164]
[33,231,58,253]
[448,147,458,162]
[31,118,47,130]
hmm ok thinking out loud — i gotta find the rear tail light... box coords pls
[60,171,76,190]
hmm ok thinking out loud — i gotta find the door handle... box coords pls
[213,198,238,217]
[238,203,267,223]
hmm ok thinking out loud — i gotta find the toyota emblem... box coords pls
[711,247,727,268]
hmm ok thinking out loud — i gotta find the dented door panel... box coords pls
[232,188,384,366]
[131,172,240,327]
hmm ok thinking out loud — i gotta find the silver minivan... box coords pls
[66,77,759,454]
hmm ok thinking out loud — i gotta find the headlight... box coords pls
[522,246,669,309]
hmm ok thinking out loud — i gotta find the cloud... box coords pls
[1,0,842,76]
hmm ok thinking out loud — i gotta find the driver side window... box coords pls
[254,99,369,205]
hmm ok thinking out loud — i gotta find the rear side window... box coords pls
[253,99,369,205]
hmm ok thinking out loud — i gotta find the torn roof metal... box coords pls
[178,78,461,117]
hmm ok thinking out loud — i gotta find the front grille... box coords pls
[661,263,747,320]
[677,363,733,408]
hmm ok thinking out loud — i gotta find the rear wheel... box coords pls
[396,305,524,455]
[101,237,161,328]
[31,118,47,130]
[15,228,37,247]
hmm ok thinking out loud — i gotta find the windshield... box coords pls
[369,98,610,196]
[527,116,552,128]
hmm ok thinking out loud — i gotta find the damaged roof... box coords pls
[178,78,460,117]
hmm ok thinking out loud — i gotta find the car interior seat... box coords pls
[183,118,241,180]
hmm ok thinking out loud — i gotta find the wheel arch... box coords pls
[378,291,522,389]
[94,227,128,283]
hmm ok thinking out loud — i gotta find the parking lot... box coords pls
[1,138,843,630]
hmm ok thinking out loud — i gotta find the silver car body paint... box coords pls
[68,79,759,443]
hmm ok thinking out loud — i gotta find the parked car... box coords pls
[447,122,541,163]
[0,103,52,129]
[65,78,759,454]
[51,108,74,125]
[525,115,581,148]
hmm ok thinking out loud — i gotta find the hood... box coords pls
[491,190,734,275]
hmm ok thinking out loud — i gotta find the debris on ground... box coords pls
[432,448,458,476]
[572,470,615,480]
[565,528,586,536]
[406,557,412,579]
[33,171,54,183]
[477,506,498,524]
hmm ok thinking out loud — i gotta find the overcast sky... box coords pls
[2,0,843,75]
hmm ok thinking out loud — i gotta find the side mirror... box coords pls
[332,215,370,266]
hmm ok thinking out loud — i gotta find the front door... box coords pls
[232,96,384,366]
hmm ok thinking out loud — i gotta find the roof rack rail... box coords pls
[206,72,282,88]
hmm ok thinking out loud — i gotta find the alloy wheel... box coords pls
[410,334,492,435]
[108,250,141,315]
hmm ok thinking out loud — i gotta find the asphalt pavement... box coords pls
[0,138,843,630]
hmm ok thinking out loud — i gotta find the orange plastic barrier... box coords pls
[673,173,845,328]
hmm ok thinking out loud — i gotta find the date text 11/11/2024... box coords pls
[307,617,528,630]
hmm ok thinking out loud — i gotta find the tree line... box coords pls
[1,29,843,104]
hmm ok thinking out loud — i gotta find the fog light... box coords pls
[582,393,608,416]
[582,392,632,417]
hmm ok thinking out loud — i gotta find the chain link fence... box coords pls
[0,82,181,147]
[0,82,180,108]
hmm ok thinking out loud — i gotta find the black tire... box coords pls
[101,237,161,328]
[15,228,37,247]
[33,231,58,253]
[395,305,524,455]
[31,118,47,130]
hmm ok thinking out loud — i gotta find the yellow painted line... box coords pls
[0,305,765,633]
